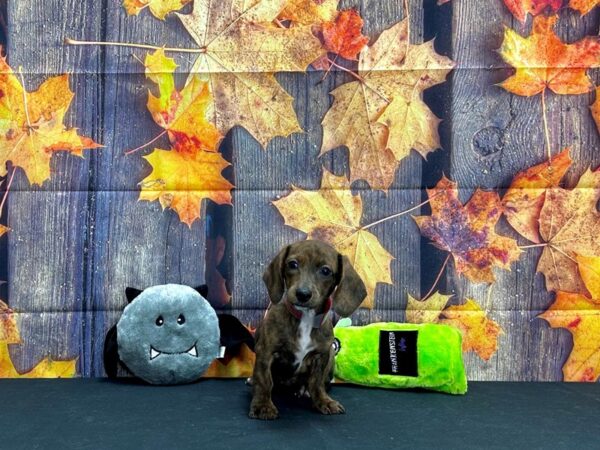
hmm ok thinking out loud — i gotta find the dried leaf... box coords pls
[322,9,369,61]
[139,146,234,227]
[405,292,451,324]
[144,49,222,152]
[321,19,454,190]
[0,224,9,238]
[273,169,393,308]
[440,299,503,361]
[123,0,191,20]
[0,56,100,185]
[500,15,600,96]
[414,177,522,284]
[279,0,339,24]
[177,0,323,148]
[539,255,600,381]
[503,148,572,244]
[537,169,600,294]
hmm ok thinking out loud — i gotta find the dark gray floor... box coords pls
[0,379,599,449]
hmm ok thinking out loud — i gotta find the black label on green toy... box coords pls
[378,330,418,377]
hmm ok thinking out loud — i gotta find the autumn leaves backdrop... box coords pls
[1,0,600,381]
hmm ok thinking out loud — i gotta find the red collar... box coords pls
[285,297,333,328]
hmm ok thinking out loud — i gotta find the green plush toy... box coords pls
[333,322,467,395]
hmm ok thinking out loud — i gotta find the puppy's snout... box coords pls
[296,287,312,303]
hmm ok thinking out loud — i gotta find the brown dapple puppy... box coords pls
[249,240,367,420]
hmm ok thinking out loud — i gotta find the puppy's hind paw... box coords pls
[314,398,345,415]
[249,402,279,420]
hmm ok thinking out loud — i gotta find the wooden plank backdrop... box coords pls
[1,0,598,380]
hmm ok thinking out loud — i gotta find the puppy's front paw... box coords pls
[249,401,279,420]
[314,397,345,415]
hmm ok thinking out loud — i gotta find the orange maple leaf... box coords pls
[500,15,600,96]
[539,255,600,381]
[536,168,600,294]
[0,224,9,238]
[503,148,572,244]
[0,300,77,378]
[322,9,369,61]
[139,145,234,227]
[0,55,100,185]
[414,176,522,284]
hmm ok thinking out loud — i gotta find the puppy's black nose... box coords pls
[296,288,312,303]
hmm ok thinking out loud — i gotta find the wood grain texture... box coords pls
[6,0,105,375]
[447,1,600,381]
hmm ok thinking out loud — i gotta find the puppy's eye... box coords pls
[287,260,299,270]
[320,266,332,276]
[177,314,186,325]
[155,316,164,326]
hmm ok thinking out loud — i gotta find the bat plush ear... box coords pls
[125,287,143,304]
[194,285,209,299]
[217,314,255,356]
[103,325,120,378]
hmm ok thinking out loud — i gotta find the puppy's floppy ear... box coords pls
[125,287,143,304]
[194,285,209,298]
[332,254,367,317]
[263,245,290,304]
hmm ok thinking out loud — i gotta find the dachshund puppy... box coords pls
[249,240,367,420]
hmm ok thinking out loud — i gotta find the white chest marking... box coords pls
[294,309,316,366]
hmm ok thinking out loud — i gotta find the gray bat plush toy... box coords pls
[104,284,254,385]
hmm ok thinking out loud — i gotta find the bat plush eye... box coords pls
[155,316,164,326]
[320,266,332,276]
[177,314,186,325]
[287,260,299,270]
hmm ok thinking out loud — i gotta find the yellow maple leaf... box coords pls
[405,292,451,324]
[537,169,600,294]
[0,224,9,238]
[0,56,100,185]
[440,299,503,361]
[273,169,393,308]
[278,0,339,24]
[123,0,190,20]
[321,19,454,190]
[177,0,323,148]
[139,146,234,227]
[500,15,600,97]
[539,255,600,382]
[503,148,572,244]
[406,293,502,360]
[0,300,77,378]
[144,49,222,152]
